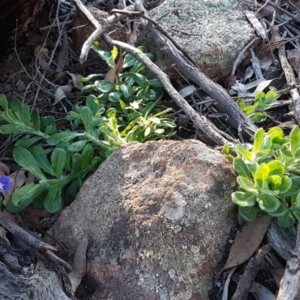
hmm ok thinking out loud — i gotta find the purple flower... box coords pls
[0,176,12,193]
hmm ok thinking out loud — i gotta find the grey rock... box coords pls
[140,0,254,78]
[47,140,237,299]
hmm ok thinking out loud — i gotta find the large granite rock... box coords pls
[141,0,254,78]
[47,140,237,299]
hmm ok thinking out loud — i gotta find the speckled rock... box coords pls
[140,0,254,78]
[47,140,237,300]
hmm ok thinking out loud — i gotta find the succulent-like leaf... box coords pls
[232,191,256,207]
[250,112,267,123]
[277,212,295,228]
[233,157,251,178]
[255,163,269,188]
[253,128,264,153]
[290,125,300,154]
[236,144,253,161]
[279,176,300,196]
[237,176,257,193]
[239,206,258,221]
[257,193,280,212]
[268,203,288,217]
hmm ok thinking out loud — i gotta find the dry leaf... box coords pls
[0,162,10,175]
[221,214,272,272]
[287,49,300,73]
[54,85,73,103]
[105,49,124,83]
[244,10,267,40]
[67,72,84,90]
[178,85,196,98]
[127,23,139,46]
[56,32,69,72]
[3,170,27,203]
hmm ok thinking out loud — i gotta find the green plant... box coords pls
[0,45,176,213]
[237,90,279,123]
[224,126,300,228]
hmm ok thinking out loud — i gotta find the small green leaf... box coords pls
[257,193,280,213]
[243,105,255,115]
[255,163,269,188]
[239,206,258,221]
[236,145,253,161]
[279,176,300,197]
[277,212,295,228]
[108,92,121,103]
[250,112,267,123]
[51,148,66,178]
[6,183,47,212]
[13,147,46,180]
[120,84,133,99]
[253,128,264,153]
[30,146,54,176]
[44,187,62,214]
[232,191,256,206]
[233,157,251,178]
[0,94,8,110]
[268,160,285,176]
[10,98,23,122]
[0,124,18,134]
[121,73,149,88]
[293,208,300,221]
[31,109,41,130]
[68,140,88,152]
[80,106,93,131]
[97,80,114,93]
[86,95,100,115]
[237,98,245,110]
[268,203,288,217]
[40,116,57,135]
[237,176,257,193]
[290,125,300,154]
[47,132,83,145]
[15,136,42,148]
[267,127,284,144]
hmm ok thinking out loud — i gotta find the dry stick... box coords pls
[103,33,228,145]
[231,244,272,300]
[277,34,300,124]
[277,222,300,300]
[72,0,137,63]
[0,210,56,252]
[0,210,72,271]
[146,24,258,140]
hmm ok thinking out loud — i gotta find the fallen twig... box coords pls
[0,210,56,252]
[231,244,272,300]
[276,222,300,299]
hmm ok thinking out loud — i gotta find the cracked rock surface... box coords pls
[47,140,237,299]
